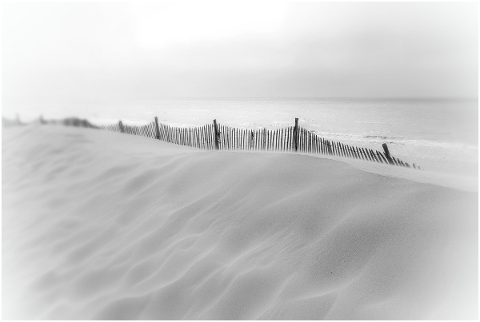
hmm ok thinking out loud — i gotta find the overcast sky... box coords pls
[2,1,478,103]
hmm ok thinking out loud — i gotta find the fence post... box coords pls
[294,118,299,152]
[119,120,125,133]
[263,128,267,150]
[154,117,161,139]
[250,130,254,150]
[213,119,220,150]
[382,143,394,165]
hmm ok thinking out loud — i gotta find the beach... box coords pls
[2,124,477,319]
[3,98,478,176]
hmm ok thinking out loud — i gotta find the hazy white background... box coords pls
[2,0,477,109]
[2,1,478,177]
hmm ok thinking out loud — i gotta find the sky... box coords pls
[2,1,478,103]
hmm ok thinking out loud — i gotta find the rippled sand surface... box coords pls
[2,125,477,319]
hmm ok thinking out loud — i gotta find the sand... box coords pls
[2,124,477,319]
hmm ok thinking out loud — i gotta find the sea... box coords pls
[4,98,478,176]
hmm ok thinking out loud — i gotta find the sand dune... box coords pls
[2,125,477,319]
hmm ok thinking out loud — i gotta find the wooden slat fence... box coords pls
[44,116,422,170]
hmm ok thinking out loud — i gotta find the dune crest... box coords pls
[3,125,477,319]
